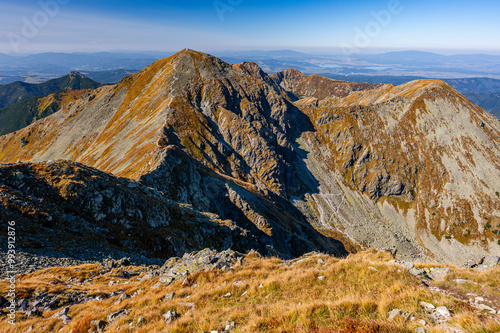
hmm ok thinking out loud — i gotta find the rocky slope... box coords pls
[0,89,93,135]
[0,159,344,274]
[0,50,499,265]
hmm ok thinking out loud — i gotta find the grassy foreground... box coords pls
[1,250,499,333]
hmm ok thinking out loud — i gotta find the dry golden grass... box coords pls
[1,250,499,333]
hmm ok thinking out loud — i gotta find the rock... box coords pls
[116,293,128,304]
[225,321,236,331]
[409,267,424,276]
[164,292,175,301]
[20,299,28,311]
[318,258,325,264]
[164,310,178,323]
[107,309,131,323]
[91,320,108,332]
[51,307,71,324]
[419,301,436,311]
[475,303,496,314]
[429,267,452,281]
[26,308,42,317]
[318,276,326,280]
[415,327,426,333]
[400,261,415,270]
[179,302,195,309]
[435,306,451,318]
[233,281,246,286]
[455,278,472,284]
[483,255,500,267]
[417,319,427,326]
[221,292,232,298]
[137,317,145,327]
[439,325,465,333]
[477,255,500,270]
[157,249,244,285]
[388,309,402,321]
[401,311,413,320]
[160,276,175,285]
[181,277,190,286]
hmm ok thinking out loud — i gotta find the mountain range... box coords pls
[0,71,101,109]
[0,71,102,135]
[0,49,499,266]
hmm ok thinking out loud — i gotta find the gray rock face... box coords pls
[164,310,178,323]
[51,307,71,324]
[387,309,402,321]
[156,248,243,283]
[91,319,108,332]
[0,160,347,277]
[477,255,500,270]
[107,309,131,323]
[429,267,452,281]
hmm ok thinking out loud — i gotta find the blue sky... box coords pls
[1,0,500,54]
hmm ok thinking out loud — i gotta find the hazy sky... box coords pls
[1,0,500,54]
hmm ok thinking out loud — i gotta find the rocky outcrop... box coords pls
[0,157,346,275]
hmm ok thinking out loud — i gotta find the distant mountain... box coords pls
[0,89,93,136]
[464,92,500,118]
[362,50,447,62]
[81,69,139,84]
[0,76,26,85]
[322,74,500,118]
[213,49,307,59]
[355,50,500,66]
[0,52,162,76]
[0,71,102,109]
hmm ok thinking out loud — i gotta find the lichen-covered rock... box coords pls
[156,248,244,283]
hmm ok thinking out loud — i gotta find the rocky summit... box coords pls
[1,49,500,271]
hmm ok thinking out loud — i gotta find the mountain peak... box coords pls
[68,70,87,79]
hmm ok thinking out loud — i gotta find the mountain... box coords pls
[322,74,500,118]
[0,89,93,135]
[0,71,102,109]
[271,68,382,99]
[0,52,163,77]
[0,49,499,266]
[464,92,500,118]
